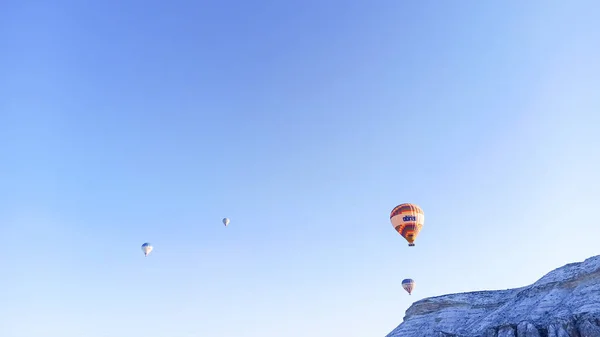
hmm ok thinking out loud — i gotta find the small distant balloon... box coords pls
[223,218,230,227]
[141,243,153,257]
[402,278,415,295]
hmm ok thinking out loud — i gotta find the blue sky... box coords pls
[1,1,599,336]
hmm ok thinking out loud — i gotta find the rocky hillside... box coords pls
[385,255,600,337]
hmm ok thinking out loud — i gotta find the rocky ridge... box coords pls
[385,255,600,337]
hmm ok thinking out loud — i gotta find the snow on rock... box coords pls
[386,255,600,337]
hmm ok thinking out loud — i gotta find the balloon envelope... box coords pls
[223,218,230,226]
[390,203,424,246]
[141,242,153,257]
[402,278,415,295]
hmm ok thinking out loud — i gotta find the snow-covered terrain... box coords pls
[386,255,600,337]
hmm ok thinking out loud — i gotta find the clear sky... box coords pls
[1,1,599,336]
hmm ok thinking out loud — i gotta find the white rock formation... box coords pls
[386,255,600,337]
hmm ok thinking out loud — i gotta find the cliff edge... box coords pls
[386,255,600,337]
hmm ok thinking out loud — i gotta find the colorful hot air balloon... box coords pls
[402,278,415,295]
[223,218,230,227]
[141,243,153,257]
[390,203,424,247]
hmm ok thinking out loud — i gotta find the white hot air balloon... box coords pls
[223,218,230,227]
[141,243,153,257]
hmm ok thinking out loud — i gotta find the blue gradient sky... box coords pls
[1,1,599,336]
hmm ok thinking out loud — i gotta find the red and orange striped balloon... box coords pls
[390,203,424,247]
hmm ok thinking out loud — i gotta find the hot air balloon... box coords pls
[390,203,424,247]
[223,218,230,227]
[141,243,153,257]
[402,278,415,295]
